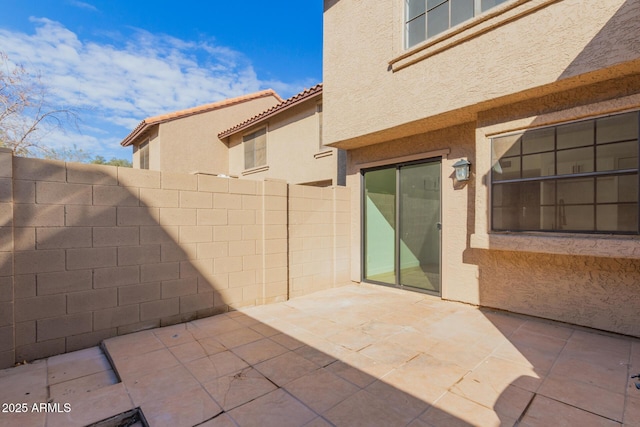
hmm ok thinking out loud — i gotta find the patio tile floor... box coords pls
[1,284,639,426]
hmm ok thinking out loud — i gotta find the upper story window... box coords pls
[406,0,509,48]
[138,140,149,169]
[243,127,267,170]
[491,111,640,234]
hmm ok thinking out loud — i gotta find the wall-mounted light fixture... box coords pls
[452,159,471,182]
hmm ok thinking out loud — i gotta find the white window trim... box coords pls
[392,0,558,72]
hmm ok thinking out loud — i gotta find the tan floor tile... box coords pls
[249,322,280,337]
[297,317,344,339]
[326,360,377,388]
[624,394,640,426]
[365,380,431,420]
[103,330,165,359]
[203,368,277,411]
[46,382,134,427]
[452,381,533,422]
[295,345,339,368]
[549,353,629,394]
[112,348,179,381]
[188,316,244,340]
[479,310,526,338]
[563,331,631,364]
[255,351,320,387]
[0,360,48,404]
[187,351,249,383]
[520,395,620,427]
[48,347,112,385]
[359,340,421,366]
[198,413,238,427]
[284,368,359,413]
[0,410,46,427]
[538,374,625,422]
[387,353,470,393]
[385,328,439,354]
[339,351,395,380]
[140,385,221,427]
[153,323,196,347]
[518,319,574,341]
[49,369,118,399]
[327,327,377,351]
[231,337,289,365]
[271,332,306,350]
[492,341,557,376]
[215,327,263,349]
[303,417,334,427]
[169,341,207,363]
[323,389,417,427]
[359,320,406,339]
[228,389,316,427]
[457,356,541,395]
[426,339,492,372]
[198,336,227,356]
[125,364,200,405]
[420,392,514,427]
[228,312,261,326]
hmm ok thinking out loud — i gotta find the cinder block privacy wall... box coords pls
[0,148,350,368]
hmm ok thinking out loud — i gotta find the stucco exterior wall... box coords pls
[228,98,340,185]
[131,95,279,174]
[325,0,640,337]
[323,0,640,148]
[0,154,350,368]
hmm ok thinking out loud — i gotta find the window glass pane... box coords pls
[541,181,555,205]
[557,147,594,175]
[541,206,556,230]
[407,15,426,47]
[493,157,520,181]
[522,152,554,178]
[407,0,425,20]
[427,2,449,38]
[451,0,474,27]
[596,141,638,172]
[557,121,593,150]
[493,134,521,158]
[244,139,254,169]
[597,204,637,232]
[596,112,638,144]
[562,205,594,231]
[522,128,554,154]
[597,175,638,204]
[427,0,446,10]
[492,182,543,230]
[481,0,508,12]
[557,178,594,205]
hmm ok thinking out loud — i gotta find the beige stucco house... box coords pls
[323,0,640,337]
[120,90,282,174]
[220,84,345,186]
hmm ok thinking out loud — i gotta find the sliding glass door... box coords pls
[363,159,441,294]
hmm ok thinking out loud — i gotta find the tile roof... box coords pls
[119,89,283,147]
[218,83,323,139]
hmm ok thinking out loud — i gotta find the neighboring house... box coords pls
[323,0,640,336]
[120,90,282,174]
[219,84,345,187]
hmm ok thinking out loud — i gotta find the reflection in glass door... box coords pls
[363,159,441,294]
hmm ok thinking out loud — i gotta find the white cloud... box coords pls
[68,1,99,12]
[0,18,312,158]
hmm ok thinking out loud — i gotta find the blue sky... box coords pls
[0,0,323,160]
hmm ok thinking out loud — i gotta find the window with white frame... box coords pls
[138,140,149,170]
[491,111,639,234]
[243,127,267,170]
[405,0,509,48]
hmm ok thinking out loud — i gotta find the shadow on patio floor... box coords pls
[0,284,638,426]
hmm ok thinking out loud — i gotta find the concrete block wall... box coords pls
[0,148,15,368]
[289,184,351,298]
[0,153,350,367]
